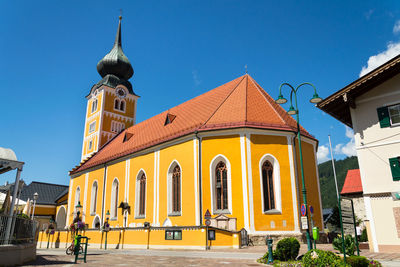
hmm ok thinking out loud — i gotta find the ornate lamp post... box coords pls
[276,82,322,251]
[75,201,82,222]
[31,192,38,220]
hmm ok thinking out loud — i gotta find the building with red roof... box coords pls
[45,17,323,249]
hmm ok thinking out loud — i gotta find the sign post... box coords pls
[204,210,211,250]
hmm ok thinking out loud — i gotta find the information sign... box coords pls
[301,216,308,230]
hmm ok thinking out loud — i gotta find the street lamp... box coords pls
[276,82,322,251]
[75,201,82,221]
[31,192,38,220]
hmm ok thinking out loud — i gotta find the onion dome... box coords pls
[96,16,134,80]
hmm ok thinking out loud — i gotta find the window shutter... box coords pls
[389,157,400,181]
[377,106,390,128]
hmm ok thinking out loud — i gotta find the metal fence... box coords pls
[0,214,39,245]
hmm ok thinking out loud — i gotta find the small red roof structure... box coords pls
[341,169,363,195]
[70,74,315,175]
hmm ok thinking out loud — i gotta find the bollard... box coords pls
[266,236,274,264]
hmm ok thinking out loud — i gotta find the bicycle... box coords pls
[66,241,83,255]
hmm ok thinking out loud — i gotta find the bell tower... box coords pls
[81,16,138,161]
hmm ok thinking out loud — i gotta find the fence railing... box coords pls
[0,214,39,245]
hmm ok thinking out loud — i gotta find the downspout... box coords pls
[101,164,108,225]
[195,131,203,225]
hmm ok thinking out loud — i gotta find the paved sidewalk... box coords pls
[26,244,400,267]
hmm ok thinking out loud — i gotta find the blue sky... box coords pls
[1,1,400,186]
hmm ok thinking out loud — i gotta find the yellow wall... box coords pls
[158,140,196,226]
[70,130,322,246]
[202,135,246,229]
[294,140,323,229]
[37,227,238,249]
[250,134,295,231]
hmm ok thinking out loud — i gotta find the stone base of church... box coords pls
[249,232,328,246]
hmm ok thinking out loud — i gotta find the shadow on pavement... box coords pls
[24,255,73,265]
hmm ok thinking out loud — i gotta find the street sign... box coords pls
[309,205,314,215]
[205,219,211,226]
[204,209,211,220]
[301,204,307,216]
[301,216,308,230]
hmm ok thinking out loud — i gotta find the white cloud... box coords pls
[360,42,400,77]
[192,70,201,86]
[334,126,356,157]
[394,20,400,34]
[345,126,353,139]
[364,9,374,20]
[317,145,330,163]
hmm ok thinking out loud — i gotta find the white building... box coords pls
[318,55,400,252]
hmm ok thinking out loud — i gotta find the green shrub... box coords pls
[17,213,30,220]
[360,228,368,242]
[333,235,356,256]
[368,259,382,267]
[257,250,278,264]
[346,256,369,267]
[302,249,349,267]
[275,237,300,261]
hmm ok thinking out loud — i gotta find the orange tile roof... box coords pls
[70,74,315,175]
[341,169,363,195]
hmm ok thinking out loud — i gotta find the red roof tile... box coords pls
[70,74,315,175]
[341,169,363,195]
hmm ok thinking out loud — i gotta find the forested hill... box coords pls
[318,156,359,208]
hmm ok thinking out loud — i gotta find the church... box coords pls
[40,16,323,249]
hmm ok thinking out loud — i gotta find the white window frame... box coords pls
[75,186,81,210]
[90,181,98,215]
[91,99,98,113]
[258,154,282,214]
[135,169,147,219]
[167,160,182,216]
[89,121,96,133]
[92,215,101,229]
[209,154,232,215]
[113,98,126,113]
[388,103,400,127]
[110,178,119,220]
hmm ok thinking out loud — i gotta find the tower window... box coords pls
[114,98,126,112]
[88,140,93,150]
[111,121,125,133]
[89,122,96,133]
[91,99,98,113]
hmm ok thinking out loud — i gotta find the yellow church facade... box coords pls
[39,17,322,250]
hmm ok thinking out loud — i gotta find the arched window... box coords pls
[114,99,120,110]
[215,161,228,211]
[262,161,275,211]
[91,99,98,113]
[259,154,282,213]
[110,179,119,219]
[90,181,98,215]
[168,163,181,215]
[120,100,125,112]
[74,187,81,208]
[136,172,146,217]
[92,215,101,229]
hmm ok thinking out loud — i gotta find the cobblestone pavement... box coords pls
[25,244,400,267]
[27,249,263,267]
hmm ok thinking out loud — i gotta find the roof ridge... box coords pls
[199,75,247,128]
[29,181,68,187]
[247,75,287,126]
[245,74,248,123]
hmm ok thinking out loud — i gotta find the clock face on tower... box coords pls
[116,87,127,99]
